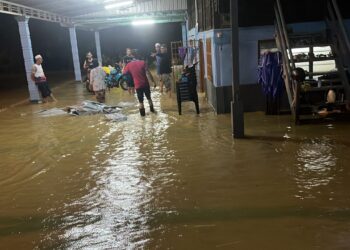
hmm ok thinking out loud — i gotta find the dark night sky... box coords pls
[0,13,182,74]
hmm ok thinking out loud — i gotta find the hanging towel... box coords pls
[258,52,284,99]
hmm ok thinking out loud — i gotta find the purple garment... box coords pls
[178,47,187,61]
[258,52,284,99]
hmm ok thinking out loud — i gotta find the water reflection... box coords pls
[294,137,338,199]
[59,109,175,248]
[1,82,350,249]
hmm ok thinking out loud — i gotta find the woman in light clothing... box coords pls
[90,59,106,103]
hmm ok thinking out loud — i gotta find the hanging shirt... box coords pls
[178,47,187,61]
[123,60,149,89]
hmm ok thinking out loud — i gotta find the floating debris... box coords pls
[37,101,124,117]
[116,102,135,108]
[105,113,127,122]
[36,108,67,117]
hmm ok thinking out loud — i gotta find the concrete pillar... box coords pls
[95,31,102,64]
[68,26,82,81]
[16,17,41,102]
[230,0,244,138]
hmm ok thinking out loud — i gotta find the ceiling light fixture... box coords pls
[104,0,134,10]
[103,0,116,3]
[132,19,156,26]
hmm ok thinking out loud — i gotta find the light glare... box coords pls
[104,0,133,10]
[132,19,155,26]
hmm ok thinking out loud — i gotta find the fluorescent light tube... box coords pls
[132,19,156,26]
[105,0,133,10]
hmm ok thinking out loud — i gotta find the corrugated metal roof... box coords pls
[1,0,187,28]
[3,0,103,17]
[75,0,187,18]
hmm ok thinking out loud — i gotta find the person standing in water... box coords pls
[83,51,94,71]
[151,43,162,88]
[31,54,57,103]
[83,52,94,90]
[90,59,107,103]
[122,48,136,94]
[123,53,155,117]
[158,44,172,96]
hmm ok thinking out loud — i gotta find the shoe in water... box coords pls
[150,105,155,113]
[139,108,146,117]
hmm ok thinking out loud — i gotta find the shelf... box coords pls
[307,71,339,76]
[294,57,335,63]
[300,101,347,108]
[301,85,344,92]
[319,78,341,83]
[290,43,332,49]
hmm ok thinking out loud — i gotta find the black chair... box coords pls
[176,65,200,115]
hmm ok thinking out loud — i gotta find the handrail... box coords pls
[331,0,350,54]
[327,0,350,100]
[276,0,296,70]
[274,2,296,116]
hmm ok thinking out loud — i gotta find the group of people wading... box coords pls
[84,43,172,116]
[33,43,172,117]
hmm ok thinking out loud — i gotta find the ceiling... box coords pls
[1,0,187,29]
[4,0,350,29]
[4,0,144,17]
[238,0,350,27]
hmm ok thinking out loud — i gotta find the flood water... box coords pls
[0,81,350,249]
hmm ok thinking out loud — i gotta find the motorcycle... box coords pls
[104,64,130,91]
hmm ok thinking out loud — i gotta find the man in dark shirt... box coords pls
[150,43,162,88]
[158,44,172,96]
[123,55,155,117]
[122,48,135,92]
[122,48,135,65]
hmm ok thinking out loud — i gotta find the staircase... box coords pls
[274,0,350,124]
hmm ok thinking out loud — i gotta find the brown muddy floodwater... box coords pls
[0,82,350,249]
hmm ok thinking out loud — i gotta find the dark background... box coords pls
[0,13,182,76]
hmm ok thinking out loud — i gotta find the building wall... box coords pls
[187,20,350,114]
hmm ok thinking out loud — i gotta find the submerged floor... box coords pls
[0,81,350,249]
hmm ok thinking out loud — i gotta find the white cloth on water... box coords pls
[79,100,121,114]
[37,101,123,117]
[116,102,135,108]
[36,108,67,117]
[104,113,127,122]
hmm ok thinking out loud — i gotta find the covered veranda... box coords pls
[1,1,350,249]
[0,0,187,101]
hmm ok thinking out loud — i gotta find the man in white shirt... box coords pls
[31,54,57,103]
